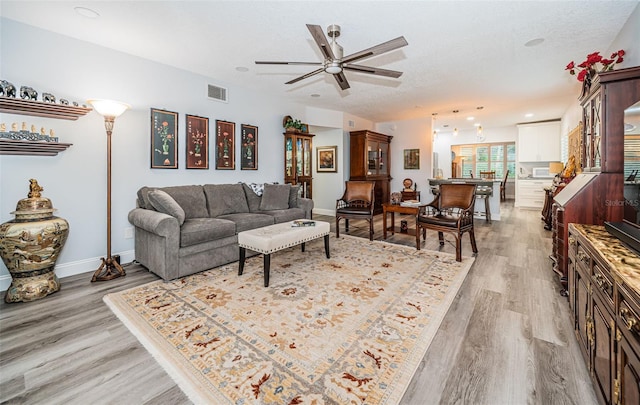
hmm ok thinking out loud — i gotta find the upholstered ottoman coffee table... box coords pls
[238,220,330,287]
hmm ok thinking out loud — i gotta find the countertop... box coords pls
[570,223,640,293]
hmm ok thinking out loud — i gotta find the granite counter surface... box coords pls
[570,223,640,293]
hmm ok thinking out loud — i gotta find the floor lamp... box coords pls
[88,99,130,282]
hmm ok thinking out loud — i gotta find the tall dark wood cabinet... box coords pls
[552,66,640,292]
[349,130,393,214]
[284,131,314,198]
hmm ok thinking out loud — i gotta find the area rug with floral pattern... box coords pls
[104,234,474,404]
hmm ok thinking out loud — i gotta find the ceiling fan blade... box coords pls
[285,68,324,85]
[333,72,350,90]
[255,61,322,66]
[343,64,403,78]
[342,36,408,64]
[307,24,335,60]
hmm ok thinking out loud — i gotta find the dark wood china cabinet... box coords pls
[552,66,640,294]
[349,130,393,214]
[284,131,314,198]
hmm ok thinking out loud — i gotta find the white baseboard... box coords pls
[313,208,335,217]
[0,249,135,292]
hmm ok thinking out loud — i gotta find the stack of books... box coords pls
[291,220,316,227]
[400,200,422,207]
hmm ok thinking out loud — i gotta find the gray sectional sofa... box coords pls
[127,183,313,281]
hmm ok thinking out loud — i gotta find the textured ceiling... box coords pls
[1,1,638,131]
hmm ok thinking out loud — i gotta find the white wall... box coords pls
[375,117,432,198]
[0,18,335,289]
[310,127,344,216]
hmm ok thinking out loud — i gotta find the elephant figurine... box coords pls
[42,92,56,103]
[59,98,69,105]
[20,86,38,100]
[0,80,17,97]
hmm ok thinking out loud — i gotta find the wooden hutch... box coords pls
[551,66,640,294]
[349,130,392,214]
[284,131,314,198]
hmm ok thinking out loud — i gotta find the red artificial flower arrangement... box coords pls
[565,50,625,82]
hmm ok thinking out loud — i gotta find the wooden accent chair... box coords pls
[500,170,510,201]
[336,181,376,241]
[417,183,478,261]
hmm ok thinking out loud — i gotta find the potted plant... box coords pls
[284,118,304,133]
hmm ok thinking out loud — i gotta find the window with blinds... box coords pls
[625,135,640,179]
[451,142,516,179]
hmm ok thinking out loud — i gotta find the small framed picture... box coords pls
[317,145,337,172]
[186,114,209,169]
[215,120,235,170]
[240,124,258,170]
[404,148,420,170]
[300,123,309,133]
[151,108,178,169]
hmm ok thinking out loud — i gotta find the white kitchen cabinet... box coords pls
[517,121,561,162]
[516,179,548,208]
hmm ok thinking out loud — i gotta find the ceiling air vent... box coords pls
[207,84,228,103]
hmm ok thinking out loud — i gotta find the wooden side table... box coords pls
[382,202,427,250]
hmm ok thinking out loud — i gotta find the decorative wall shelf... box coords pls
[0,139,72,156]
[0,96,92,120]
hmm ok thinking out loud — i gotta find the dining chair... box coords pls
[417,183,478,261]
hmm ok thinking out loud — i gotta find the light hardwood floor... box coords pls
[0,202,597,404]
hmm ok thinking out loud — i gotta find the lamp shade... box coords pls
[87,99,130,118]
[549,162,564,174]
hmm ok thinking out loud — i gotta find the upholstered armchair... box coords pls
[336,181,375,241]
[417,183,478,261]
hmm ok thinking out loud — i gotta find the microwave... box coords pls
[532,167,554,178]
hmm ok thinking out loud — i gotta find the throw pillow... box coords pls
[204,184,249,217]
[289,184,301,208]
[248,183,265,196]
[242,183,262,212]
[148,190,186,225]
[260,184,291,211]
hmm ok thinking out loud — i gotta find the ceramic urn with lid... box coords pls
[0,179,69,303]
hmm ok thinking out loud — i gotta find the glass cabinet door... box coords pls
[296,138,303,176]
[367,140,378,174]
[303,139,311,176]
[379,142,388,175]
[285,137,293,177]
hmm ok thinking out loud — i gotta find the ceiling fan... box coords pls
[255,24,408,90]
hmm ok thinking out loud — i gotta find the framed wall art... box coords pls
[317,145,337,172]
[186,115,209,169]
[403,148,420,170]
[240,124,258,170]
[151,108,178,169]
[215,120,235,170]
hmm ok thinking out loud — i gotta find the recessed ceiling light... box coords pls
[467,116,474,121]
[525,113,534,118]
[474,123,481,127]
[235,66,249,72]
[524,38,545,47]
[443,124,449,128]
[74,6,100,18]
[310,93,320,98]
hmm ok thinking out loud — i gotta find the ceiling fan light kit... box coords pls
[255,24,408,91]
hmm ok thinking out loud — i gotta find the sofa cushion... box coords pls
[260,208,305,224]
[289,184,301,208]
[242,183,263,212]
[160,185,209,219]
[180,218,236,248]
[148,190,186,225]
[204,184,249,217]
[260,184,291,211]
[218,213,275,232]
